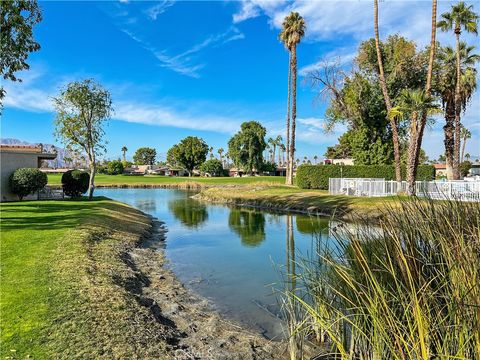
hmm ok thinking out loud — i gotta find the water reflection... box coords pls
[228,209,266,247]
[96,188,354,340]
[168,199,208,228]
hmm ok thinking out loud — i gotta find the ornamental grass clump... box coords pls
[283,197,480,359]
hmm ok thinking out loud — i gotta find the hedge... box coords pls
[296,165,436,190]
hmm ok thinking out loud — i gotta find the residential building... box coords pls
[1,145,57,201]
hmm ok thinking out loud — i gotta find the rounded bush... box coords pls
[61,170,90,198]
[9,168,48,200]
[107,160,124,175]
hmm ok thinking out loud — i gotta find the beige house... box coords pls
[1,145,57,202]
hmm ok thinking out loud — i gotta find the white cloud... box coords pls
[145,0,174,20]
[2,80,243,134]
[121,26,245,78]
[114,102,241,133]
[233,1,261,23]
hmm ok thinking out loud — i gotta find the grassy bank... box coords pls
[195,185,401,218]
[0,199,169,359]
[47,173,286,187]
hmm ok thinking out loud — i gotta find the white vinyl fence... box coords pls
[329,178,480,202]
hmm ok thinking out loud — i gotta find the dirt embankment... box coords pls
[129,219,287,359]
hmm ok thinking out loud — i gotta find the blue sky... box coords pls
[2,0,479,162]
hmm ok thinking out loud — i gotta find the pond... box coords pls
[97,188,343,339]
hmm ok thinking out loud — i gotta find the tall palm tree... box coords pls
[280,25,292,183]
[436,43,479,178]
[209,146,214,159]
[438,1,478,178]
[268,137,277,163]
[313,155,318,165]
[218,147,224,166]
[390,89,441,195]
[373,0,402,182]
[461,126,471,162]
[279,143,286,167]
[121,146,128,162]
[280,12,306,185]
[275,135,283,165]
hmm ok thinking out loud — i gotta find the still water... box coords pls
[97,188,341,339]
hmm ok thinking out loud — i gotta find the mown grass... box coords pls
[0,199,169,359]
[196,185,402,218]
[47,173,286,186]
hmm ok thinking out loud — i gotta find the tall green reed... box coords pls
[282,198,480,359]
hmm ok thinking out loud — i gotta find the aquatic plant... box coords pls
[283,197,480,359]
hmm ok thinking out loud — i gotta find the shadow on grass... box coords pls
[1,197,147,232]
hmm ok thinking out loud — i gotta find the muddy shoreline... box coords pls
[129,217,289,359]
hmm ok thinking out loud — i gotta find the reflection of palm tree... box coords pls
[228,209,266,247]
[286,214,297,358]
[168,199,208,228]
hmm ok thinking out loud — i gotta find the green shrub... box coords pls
[459,161,472,178]
[9,168,48,200]
[200,159,225,177]
[61,170,89,198]
[296,164,435,189]
[107,160,124,175]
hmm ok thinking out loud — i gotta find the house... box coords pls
[324,158,355,165]
[433,163,447,178]
[1,144,57,202]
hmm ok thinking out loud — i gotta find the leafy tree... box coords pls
[9,168,47,200]
[0,0,41,106]
[459,160,472,177]
[107,160,124,175]
[54,79,113,200]
[200,159,224,177]
[133,147,157,165]
[310,35,431,168]
[438,1,478,178]
[61,170,89,198]
[228,121,267,174]
[167,136,209,176]
[279,12,306,185]
[260,161,277,173]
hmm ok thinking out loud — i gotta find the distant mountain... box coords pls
[0,138,81,168]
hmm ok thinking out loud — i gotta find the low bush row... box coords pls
[296,164,435,189]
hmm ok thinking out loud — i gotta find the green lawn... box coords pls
[47,173,286,186]
[196,185,402,218]
[0,199,167,358]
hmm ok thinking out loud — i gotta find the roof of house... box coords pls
[0,144,57,160]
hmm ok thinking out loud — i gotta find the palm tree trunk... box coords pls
[444,100,455,180]
[288,46,298,185]
[414,0,437,183]
[374,0,401,182]
[461,134,467,163]
[407,114,419,196]
[285,52,292,185]
[453,30,462,179]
